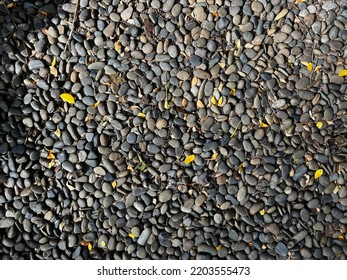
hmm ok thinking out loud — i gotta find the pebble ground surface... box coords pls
[1,0,347,260]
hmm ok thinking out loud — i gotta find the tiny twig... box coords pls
[64,0,79,51]
[230,119,242,138]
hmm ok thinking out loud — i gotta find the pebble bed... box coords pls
[0,0,347,260]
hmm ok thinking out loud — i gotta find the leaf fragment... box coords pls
[316,121,323,129]
[48,160,55,169]
[259,209,265,216]
[164,100,170,109]
[88,243,92,251]
[230,88,236,95]
[212,11,219,17]
[137,112,146,118]
[314,169,323,179]
[47,150,55,160]
[184,154,195,164]
[217,96,223,106]
[100,241,106,248]
[238,163,243,174]
[216,245,222,251]
[295,0,306,4]
[112,180,117,188]
[307,62,313,72]
[211,153,218,160]
[338,69,347,77]
[211,96,218,106]
[54,129,61,138]
[114,40,122,54]
[60,93,75,104]
[197,100,205,108]
[51,56,56,67]
[92,101,100,108]
[128,233,135,239]
[80,240,89,246]
[49,66,58,77]
[259,120,269,128]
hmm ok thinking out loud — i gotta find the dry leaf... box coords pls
[315,65,322,73]
[112,180,117,188]
[230,88,236,95]
[114,40,122,54]
[54,129,61,138]
[238,163,243,173]
[80,240,89,246]
[307,62,313,72]
[47,150,55,160]
[314,169,323,179]
[60,93,75,104]
[211,153,218,160]
[49,66,57,77]
[259,120,269,128]
[48,160,55,169]
[184,154,195,164]
[211,96,218,106]
[197,100,205,108]
[138,112,146,118]
[216,245,222,251]
[191,76,198,87]
[212,11,219,17]
[338,69,347,77]
[128,233,135,239]
[316,121,323,129]
[164,100,170,109]
[92,101,100,108]
[259,209,265,216]
[217,97,223,106]
[51,56,56,67]
[88,243,92,250]
[100,241,106,248]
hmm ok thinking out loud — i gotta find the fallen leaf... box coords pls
[54,129,61,138]
[259,209,265,216]
[88,243,92,250]
[217,96,223,106]
[48,160,55,169]
[114,40,122,54]
[100,241,106,248]
[51,56,56,67]
[333,185,340,194]
[316,121,323,129]
[212,11,219,17]
[238,163,243,174]
[216,245,222,251]
[47,150,55,160]
[197,100,205,108]
[211,96,218,106]
[259,120,269,128]
[112,180,117,188]
[49,66,58,77]
[307,62,313,72]
[184,154,195,164]
[137,112,146,118]
[191,76,198,87]
[211,153,218,160]
[60,93,75,104]
[92,101,100,108]
[295,0,307,4]
[164,100,170,109]
[128,233,135,239]
[315,65,322,73]
[314,169,323,179]
[338,69,347,77]
[230,88,236,95]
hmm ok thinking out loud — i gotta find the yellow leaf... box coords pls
[88,243,92,250]
[112,180,117,188]
[259,120,268,128]
[230,88,236,95]
[307,62,313,72]
[333,185,340,194]
[218,82,223,92]
[114,40,122,54]
[217,96,223,106]
[316,121,323,129]
[164,100,170,109]
[49,66,57,77]
[51,56,56,67]
[184,154,195,164]
[212,11,219,17]
[191,77,198,87]
[315,65,322,73]
[216,245,222,251]
[92,101,100,108]
[338,69,347,77]
[259,209,265,216]
[197,100,205,108]
[100,241,106,248]
[48,160,55,169]
[211,96,218,106]
[54,129,61,138]
[60,93,75,104]
[47,150,55,160]
[238,163,243,174]
[211,153,218,160]
[314,169,323,179]
[138,112,146,118]
[128,233,135,239]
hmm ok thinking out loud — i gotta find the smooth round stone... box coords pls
[159,190,172,203]
[62,161,75,172]
[275,242,288,257]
